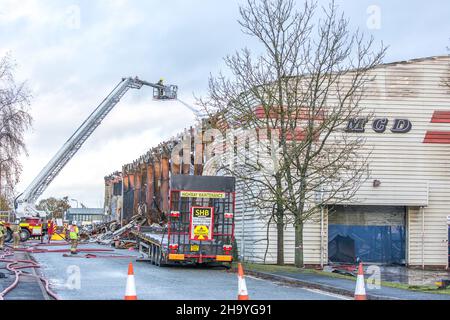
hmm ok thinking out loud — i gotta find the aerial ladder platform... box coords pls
[14,77,178,218]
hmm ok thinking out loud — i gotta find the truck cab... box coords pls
[3,217,44,242]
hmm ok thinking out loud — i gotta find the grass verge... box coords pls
[236,262,450,295]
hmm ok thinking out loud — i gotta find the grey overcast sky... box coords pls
[0,0,449,207]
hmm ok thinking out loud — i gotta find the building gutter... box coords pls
[422,206,425,270]
[320,206,324,268]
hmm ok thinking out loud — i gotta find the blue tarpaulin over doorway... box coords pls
[329,225,406,264]
[328,205,406,265]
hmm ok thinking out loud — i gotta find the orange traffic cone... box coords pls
[237,263,249,300]
[354,262,367,300]
[124,262,137,300]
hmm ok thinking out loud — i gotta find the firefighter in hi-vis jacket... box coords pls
[69,222,79,254]
[0,221,6,251]
[12,222,21,249]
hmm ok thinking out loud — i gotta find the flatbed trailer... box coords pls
[133,175,236,266]
[132,226,169,266]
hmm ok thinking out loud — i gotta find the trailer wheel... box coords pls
[5,229,12,243]
[148,243,154,265]
[158,252,167,267]
[155,247,167,267]
[156,247,161,267]
[152,245,157,265]
[20,229,31,242]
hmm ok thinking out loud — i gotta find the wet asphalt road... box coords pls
[30,243,345,300]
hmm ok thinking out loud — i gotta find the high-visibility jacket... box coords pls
[69,226,79,240]
[12,225,21,234]
[0,225,6,237]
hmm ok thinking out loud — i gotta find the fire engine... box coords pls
[1,211,52,242]
[2,217,44,243]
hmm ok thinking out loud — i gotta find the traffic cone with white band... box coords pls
[237,263,249,300]
[354,262,367,300]
[124,262,137,300]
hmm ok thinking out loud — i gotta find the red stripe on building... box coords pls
[256,127,319,142]
[431,111,450,123]
[423,131,450,144]
[286,128,307,141]
[254,105,325,121]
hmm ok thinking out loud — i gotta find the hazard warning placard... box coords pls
[189,207,214,241]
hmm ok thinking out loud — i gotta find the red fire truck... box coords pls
[1,213,44,242]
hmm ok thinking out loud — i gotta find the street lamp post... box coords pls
[70,199,80,208]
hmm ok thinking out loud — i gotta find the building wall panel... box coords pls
[232,56,450,267]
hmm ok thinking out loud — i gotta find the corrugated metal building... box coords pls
[206,56,450,269]
[65,208,106,224]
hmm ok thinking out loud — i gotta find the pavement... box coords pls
[6,241,450,300]
[30,243,347,300]
[377,266,450,286]
[245,270,450,300]
[0,249,49,300]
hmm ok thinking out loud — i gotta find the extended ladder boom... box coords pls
[16,77,177,217]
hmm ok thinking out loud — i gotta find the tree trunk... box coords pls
[295,221,304,268]
[276,216,284,265]
[275,175,284,265]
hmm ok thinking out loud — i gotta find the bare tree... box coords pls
[198,0,386,266]
[36,197,71,219]
[0,53,33,205]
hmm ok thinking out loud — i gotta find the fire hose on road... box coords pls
[0,242,137,300]
[0,248,60,300]
[10,247,116,254]
[62,253,137,259]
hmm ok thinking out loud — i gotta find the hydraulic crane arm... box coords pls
[15,77,177,218]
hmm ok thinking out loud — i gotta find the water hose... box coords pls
[0,248,60,300]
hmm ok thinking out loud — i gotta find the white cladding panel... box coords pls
[231,56,450,267]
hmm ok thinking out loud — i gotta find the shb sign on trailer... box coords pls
[190,207,214,241]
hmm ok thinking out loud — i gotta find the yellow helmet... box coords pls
[0,221,4,226]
